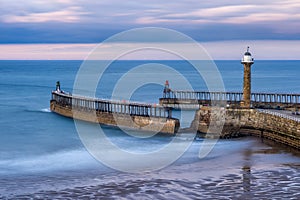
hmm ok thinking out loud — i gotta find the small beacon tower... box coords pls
[241,47,254,108]
[163,80,171,98]
[56,81,61,92]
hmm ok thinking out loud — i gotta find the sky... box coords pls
[0,0,299,59]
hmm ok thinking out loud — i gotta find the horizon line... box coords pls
[0,41,299,60]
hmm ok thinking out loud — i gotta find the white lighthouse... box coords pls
[242,47,254,64]
[241,47,254,108]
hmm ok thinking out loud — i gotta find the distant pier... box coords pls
[160,90,300,110]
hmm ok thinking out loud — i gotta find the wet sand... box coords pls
[1,136,300,199]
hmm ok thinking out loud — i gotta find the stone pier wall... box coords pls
[191,106,300,149]
[50,100,180,135]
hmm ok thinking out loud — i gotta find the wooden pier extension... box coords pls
[50,91,180,134]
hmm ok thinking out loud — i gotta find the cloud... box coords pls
[165,5,257,18]
[134,1,300,28]
[2,6,89,23]
[0,41,299,60]
[0,0,300,42]
[2,0,300,26]
[202,40,300,60]
[0,0,89,23]
[0,44,96,60]
[136,17,185,24]
[223,13,300,24]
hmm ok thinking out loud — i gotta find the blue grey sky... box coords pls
[0,0,299,59]
[1,0,300,43]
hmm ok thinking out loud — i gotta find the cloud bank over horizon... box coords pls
[0,0,299,59]
[0,0,300,43]
[1,40,299,60]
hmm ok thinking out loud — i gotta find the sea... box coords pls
[0,60,299,199]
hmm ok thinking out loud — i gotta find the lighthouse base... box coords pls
[240,101,251,109]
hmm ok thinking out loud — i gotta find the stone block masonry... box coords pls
[191,106,300,149]
[50,100,180,135]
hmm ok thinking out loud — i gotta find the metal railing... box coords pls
[163,90,300,104]
[52,91,172,118]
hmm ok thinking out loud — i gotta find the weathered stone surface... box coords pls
[241,63,252,108]
[50,100,180,135]
[191,106,300,148]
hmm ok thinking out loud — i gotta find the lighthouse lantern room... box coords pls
[242,46,254,64]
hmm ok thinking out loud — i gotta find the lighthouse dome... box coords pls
[244,51,251,56]
[241,47,254,64]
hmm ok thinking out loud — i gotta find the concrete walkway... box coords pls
[257,109,300,122]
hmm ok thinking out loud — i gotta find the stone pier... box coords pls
[50,91,180,135]
[191,106,300,149]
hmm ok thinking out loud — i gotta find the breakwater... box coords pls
[190,106,300,149]
[50,91,180,134]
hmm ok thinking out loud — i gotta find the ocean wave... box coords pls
[24,108,51,113]
[0,82,54,90]
[0,149,99,176]
[41,108,51,113]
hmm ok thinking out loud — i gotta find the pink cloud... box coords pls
[2,6,88,23]
[0,41,299,60]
